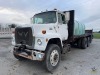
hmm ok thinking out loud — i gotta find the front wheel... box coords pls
[44,44,61,72]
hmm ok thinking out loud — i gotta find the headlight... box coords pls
[37,39,42,45]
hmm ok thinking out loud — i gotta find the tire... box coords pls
[44,44,61,72]
[87,37,90,47]
[77,39,82,48]
[13,51,26,61]
[81,38,87,49]
[89,36,92,43]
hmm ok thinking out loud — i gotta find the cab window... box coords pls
[58,13,66,24]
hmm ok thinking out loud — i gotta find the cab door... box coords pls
[57,13,68,41]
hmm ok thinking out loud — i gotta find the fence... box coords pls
[0,27,12,38]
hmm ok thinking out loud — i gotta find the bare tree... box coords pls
[8,24,16,28]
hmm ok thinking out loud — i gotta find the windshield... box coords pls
[32,11,56,24]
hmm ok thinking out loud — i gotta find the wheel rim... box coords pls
[50,50,59,66]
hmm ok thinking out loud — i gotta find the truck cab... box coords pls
[12,10,69,72]
[31,10,68,41]
[12,10,69,50]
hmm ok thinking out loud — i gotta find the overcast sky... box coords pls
[0,0,100,31]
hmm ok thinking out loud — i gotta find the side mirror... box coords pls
[65,12,70,21]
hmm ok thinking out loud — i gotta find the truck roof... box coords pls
[33,10,65,16]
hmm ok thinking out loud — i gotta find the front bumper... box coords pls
[13,46,45,61]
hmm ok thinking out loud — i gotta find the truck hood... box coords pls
[26,24,57,36]
[32,24,57,36]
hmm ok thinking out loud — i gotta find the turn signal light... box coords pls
[42,30,46,34]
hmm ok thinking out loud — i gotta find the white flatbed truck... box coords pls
[12,9,93,72]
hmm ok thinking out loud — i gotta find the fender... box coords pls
[34,33,63,51]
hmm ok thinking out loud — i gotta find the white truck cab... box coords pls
[31,10,68,50]
[12,10,68,50]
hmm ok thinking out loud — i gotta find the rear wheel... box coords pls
[89,36,92,43]
[81,38,87,49]
[87,37,90,47]
[77,39,82,48]
[44,44,61,72]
